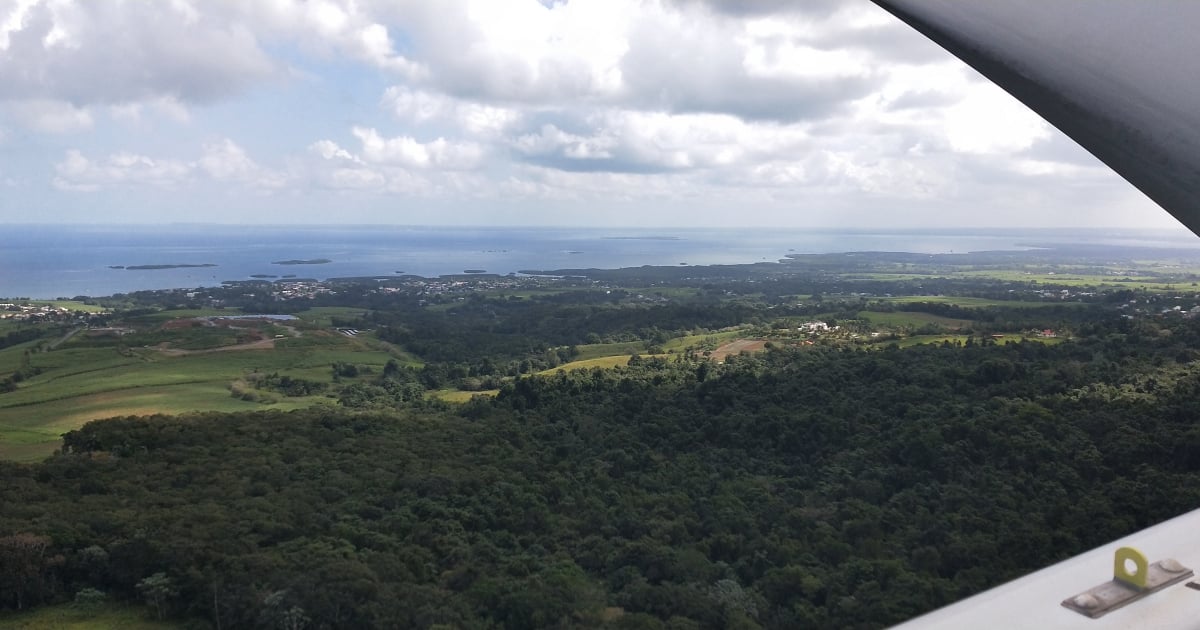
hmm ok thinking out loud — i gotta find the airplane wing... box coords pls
[891,508,1200,628]
[870,0,1200,236]
[869,2,1200,626]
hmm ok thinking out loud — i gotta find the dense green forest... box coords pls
[4,312,1200,628]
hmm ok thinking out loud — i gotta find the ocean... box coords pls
[2,224,1198,299]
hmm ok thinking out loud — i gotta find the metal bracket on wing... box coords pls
[1061,546,1194,618]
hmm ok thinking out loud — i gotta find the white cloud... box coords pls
[350,127,484,170]
[54,149,191,191]
[1,0,1177,228]
[197,139,287,188]
[382,86,521,137]
[308,139,360,163]
[515,124,616,161]
[0,1,277,106]
[511,109,809,175]
[386,0,629,103]
[7,99,93,133]
[943,83,1051,155]
[108,97,191,124]
[53,140,285,191]
[237,0,423,78]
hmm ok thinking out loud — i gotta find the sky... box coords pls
[0,0,1185,229]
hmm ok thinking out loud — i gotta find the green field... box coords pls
[569,329,744,361]
[0,602,180,630]
[0,326,399,461]
[873,334,1067,349]
[431,388,500,402]
[124,308,244,323]
[24,300,110,313]
[842,267,1187,289]
[858,311,974,328]
[661,329,745,351]
[879,296,1084,308]
[572,340,649,361]
[294,306,372,327]
[538,355,635,374]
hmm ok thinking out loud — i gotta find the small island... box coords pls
[463,269,487,274]
[122,263,218,270]
[272,259,332,266]
[249,274,278,279]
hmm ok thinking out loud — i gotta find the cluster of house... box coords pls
[363,275,559,298]
[268,281,337,300]
[0,303,82,322]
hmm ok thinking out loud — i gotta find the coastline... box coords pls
[2,225,1198,299]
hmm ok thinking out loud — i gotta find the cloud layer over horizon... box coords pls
[0,0,1182,229]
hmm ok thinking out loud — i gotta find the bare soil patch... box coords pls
[709,339,767,362]
[156,338,276,356]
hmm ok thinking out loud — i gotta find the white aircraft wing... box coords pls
[871,0,1200,235]
[870,2,1200,626]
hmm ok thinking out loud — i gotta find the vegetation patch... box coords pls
[430,388,500,403]
[538,355,635,373]
[0,602,180,630]
[858,310,975,329]
[879,296,1081,308]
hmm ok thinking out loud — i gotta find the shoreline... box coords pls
[3,226,1200,299]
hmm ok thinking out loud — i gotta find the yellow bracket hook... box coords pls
[1114,547,1148,590]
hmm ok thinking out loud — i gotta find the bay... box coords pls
[1,224,1198,299]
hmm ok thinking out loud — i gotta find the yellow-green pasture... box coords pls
[430,388,500,403]
[538,355,636,374]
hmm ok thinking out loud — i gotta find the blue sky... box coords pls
[0,0,1184,229]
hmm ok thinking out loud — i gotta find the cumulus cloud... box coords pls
[53,140,285,191]
[108,97,191,124]
[235,0,423,77]
[381,86,521,136]
[6,99,92,133]
[942,83,1051,155]
[54,149,191,191]
[669,0,843,18]
[4,0,1173,227]
[0,1,277,106]
[511,109,809,174]
[197,139,288,188]
[381,0,888,122]
[350,127,484,170]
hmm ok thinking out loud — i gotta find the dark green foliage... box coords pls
[4,325,1200,627]
[0,327,48,351]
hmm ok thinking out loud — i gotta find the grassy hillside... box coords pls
[0,314,402,461]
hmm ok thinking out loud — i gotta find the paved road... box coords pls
[47,326,83,350]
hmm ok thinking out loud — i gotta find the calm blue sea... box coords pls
[1,224,1198,299]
